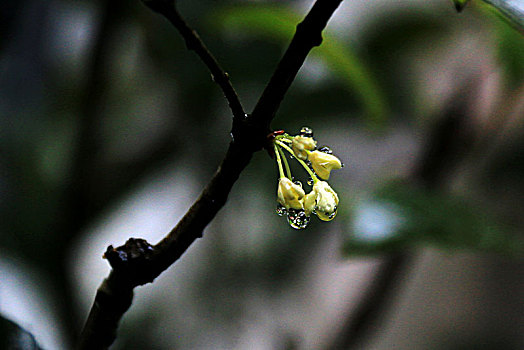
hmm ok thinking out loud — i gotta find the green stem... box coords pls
[274,143,286,179]
[278,146,292,179]
[276,140,319,183]
[275,134,293,143]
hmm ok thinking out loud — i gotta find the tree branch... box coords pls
[78,1,343,348]
[142,0,246,123]
[250,0,343,131]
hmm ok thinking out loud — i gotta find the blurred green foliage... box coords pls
[213,4,388,127]
[479,0,524,29]
[480,3,524,87]
[343,181,523,256]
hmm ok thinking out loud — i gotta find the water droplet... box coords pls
[293,180,303,188]
[299,126,313,137]
[307,178,314,186]
[287,209,310,229]
[276,204,287,217]
[328,206,338,219]
[316,206,337,221]
[318,146,332,154]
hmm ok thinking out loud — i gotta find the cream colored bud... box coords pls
[313,181,339,221]
[277,178,305,210]
[309,151,342,180]
[303,190,317,216]
[292,136,317,160]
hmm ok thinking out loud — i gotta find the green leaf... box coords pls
[479,0,524,29]
[477,2,524,87]
[342,182,523,256]
[493,12,524,87]
[212,5,388,128]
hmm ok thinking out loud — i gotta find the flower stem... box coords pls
[278,146,292,179]
[275,134,293,143]
[274,143,286,179]
[276,140,319,184]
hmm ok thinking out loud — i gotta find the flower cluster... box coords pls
[273,127,342,229]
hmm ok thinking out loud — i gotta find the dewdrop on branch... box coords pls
[272,126,342,229]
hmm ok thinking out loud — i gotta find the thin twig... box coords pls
[142,0,246,123]
[78,1,343,348]
[250,0,343,131]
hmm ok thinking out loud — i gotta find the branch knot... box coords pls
[104,238,154,267]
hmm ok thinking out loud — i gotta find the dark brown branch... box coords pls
[78,1,343,348]
[250,0,343,132]
[142,0,246,123]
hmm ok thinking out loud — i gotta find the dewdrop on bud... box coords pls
[313,181,339,221]
[292,136,317,161]
[277,177,305,210]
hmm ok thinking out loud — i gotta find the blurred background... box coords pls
[1,0,523,349]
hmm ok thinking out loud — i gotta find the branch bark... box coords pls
[78,1,343,348]
[143,0,246,123]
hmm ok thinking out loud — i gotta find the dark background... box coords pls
[0,0,523,349]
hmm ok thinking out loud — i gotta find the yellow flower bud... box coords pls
[308,151,342,180]
[303,190,317,216]
[292,136,317,160]
[313,181,339,221]
[277,178,305,210]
